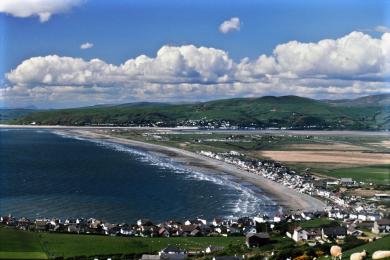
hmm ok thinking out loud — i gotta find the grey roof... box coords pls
[141,255,161,260]
[246,232,270,239]
[322,226,347,236]
[377,219,390,225]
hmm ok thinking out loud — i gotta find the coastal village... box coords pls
[1,209,389,259]
[1,149,389,259]
[197,150,389,215]
[2,0,390,258]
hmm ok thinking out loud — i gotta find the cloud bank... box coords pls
[219,17,241,34]
[2,31,390,108]
[0,0,83,22]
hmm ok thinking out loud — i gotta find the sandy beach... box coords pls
[57,128,327,212]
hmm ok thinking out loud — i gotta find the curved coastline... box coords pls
[61,129,327,212]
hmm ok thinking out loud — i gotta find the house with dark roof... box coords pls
[180,224,199,236]
[372,219,390,234]
[321,226,347,240]
[339,178,356,187]
[245,232,270,248]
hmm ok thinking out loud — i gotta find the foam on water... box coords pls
[53,130,277,218]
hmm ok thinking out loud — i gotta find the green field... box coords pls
[323,165,390,184]
[0,227,48,259]
[341,235,390,259]
[0,227,244,259]
[0,252,48,260]
[298,218,337,228]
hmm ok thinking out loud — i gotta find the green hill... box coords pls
[325,94,390,107]
[9,95,389,130]
[0,109,37,123]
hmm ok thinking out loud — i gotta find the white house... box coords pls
[286,227,309,242]
[349,213,358,220]
[273,215,282,223]
[358,214,368,221]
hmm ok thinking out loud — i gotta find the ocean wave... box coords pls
[52,130,277,218]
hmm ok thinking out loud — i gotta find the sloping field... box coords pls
[0,227,47,259]
[0,227,244,259]
[341,235,390,259]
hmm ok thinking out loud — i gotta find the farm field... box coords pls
[258,150,390,165]
[323,165,390,184]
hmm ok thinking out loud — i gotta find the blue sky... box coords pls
[0,0,389,108]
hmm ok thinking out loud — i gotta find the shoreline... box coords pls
[60,128,327,212]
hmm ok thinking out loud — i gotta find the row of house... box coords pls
[198,150,386,219]
[0,215,267,239]
[3,211,389,240]
[286,226,348,243]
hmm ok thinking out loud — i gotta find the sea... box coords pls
[0,129,277,223]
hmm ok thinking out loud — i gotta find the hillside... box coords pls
[9,95,389,130]
[325,93,390,107]
[0,109,37,123]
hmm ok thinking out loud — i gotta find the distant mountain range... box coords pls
[5,94,390,130]
[324,93,390,107]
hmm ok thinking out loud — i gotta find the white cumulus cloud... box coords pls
[7,45,235,86]
[219,17,241,34]
[80,42,94,49]
[272,31,388,79]
[3,31,390,108]
[0,0,84,22]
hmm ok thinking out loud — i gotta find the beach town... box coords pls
[1,145,389,259]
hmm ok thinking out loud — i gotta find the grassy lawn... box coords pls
[298,218,336,228]
[0,227,47,259]
[341,235,390,259]
[0,227,244,258]
[325,165,390,184]
[0,252,48,259]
